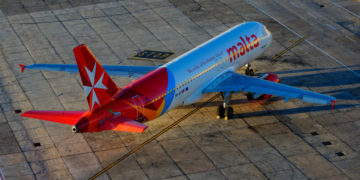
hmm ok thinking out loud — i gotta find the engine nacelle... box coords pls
[246,73,280,100]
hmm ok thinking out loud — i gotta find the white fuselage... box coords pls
[163,22,272,111]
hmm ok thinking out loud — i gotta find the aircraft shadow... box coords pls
[234,103,359,118]
[272,66,360,88]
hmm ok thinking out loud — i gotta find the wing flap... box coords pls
[99,117,148,133]
[203,71,335,105]
[21,111,86,125]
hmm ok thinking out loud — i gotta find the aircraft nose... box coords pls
[72,125,79,133]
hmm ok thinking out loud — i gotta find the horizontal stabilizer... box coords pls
[99,117,148,133]
[21,111,86,125]
[19,64,158,78]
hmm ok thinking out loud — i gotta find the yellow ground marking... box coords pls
[272,35,309,61]
[89,93,220,180]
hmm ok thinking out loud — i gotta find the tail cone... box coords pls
[72,125,79,133]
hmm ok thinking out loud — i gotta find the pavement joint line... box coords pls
[155,138,188,177]
[309,115,358,153]
[19,8,102,179]
[48,8,85,89]
[28,14,67,64]
[263,104,353,179]
[272,35,309,62]
[243,119,310,179]
[183,0,233,29]
[327,0,360,19]
[1,12,54,180]
[89,93,220,180]
[245,0,360,78]
[60,9,121,178]
[80,8,127,65]
[186,131,228,178]
[217,122,273,179]
[120,1,172,53]
[101,5,153,65]
[147,0,201,47]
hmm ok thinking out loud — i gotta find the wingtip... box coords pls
[19,64,25,73]
[21,110,32,117]
[139,125,148,133]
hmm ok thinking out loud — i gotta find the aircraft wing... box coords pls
[203,71,335,105]
[19,64,158,78]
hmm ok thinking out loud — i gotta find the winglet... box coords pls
[331,100,335,109]
[19,64,25,73]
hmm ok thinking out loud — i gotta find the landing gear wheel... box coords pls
[224,107,234,120]
[246,93,265,101]
[256,95,265,100]
[246,93,254,100]
[217,105,225,119]
[250,69,255,76]
[245,69,255,76]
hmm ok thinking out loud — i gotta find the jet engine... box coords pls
[246,73,280,100]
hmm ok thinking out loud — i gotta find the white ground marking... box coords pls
[307,12,317,19]
[245,0,360,78]
[328,0,360,19]
[290,1,299,8]
[346,35,356,43]
[326,23,336,30]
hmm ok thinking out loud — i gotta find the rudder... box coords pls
[73,44,119,111]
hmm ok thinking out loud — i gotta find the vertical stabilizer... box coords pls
[73,44,119,111]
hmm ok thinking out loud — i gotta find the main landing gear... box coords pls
[217,92,234,120]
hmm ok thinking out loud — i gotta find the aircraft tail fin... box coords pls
[73,44,120,112]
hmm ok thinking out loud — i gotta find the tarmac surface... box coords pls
[0,0,360,179]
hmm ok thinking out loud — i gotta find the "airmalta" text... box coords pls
[226,34,259,62]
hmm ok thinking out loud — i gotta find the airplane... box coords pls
[19,22,335,133]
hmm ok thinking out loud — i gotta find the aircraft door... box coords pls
[131,95,144,121]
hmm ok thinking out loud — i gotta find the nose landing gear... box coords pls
[215,64,256,120]
[217,92,234,120]
[245,64,255,76]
